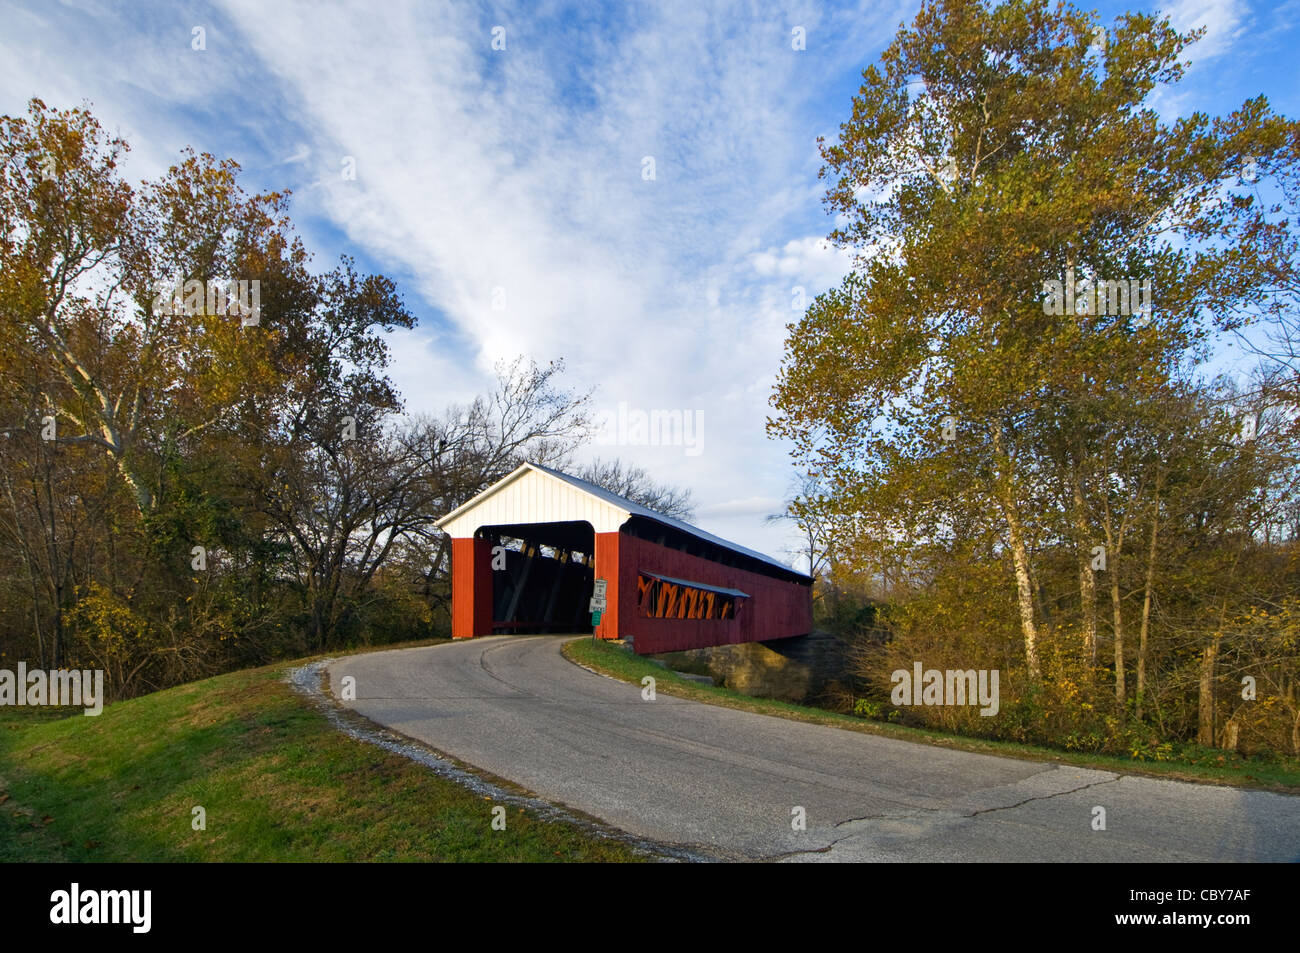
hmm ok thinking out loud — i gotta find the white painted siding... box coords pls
[438,466,629,537]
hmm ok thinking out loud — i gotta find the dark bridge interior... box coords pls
[478,521,595,634]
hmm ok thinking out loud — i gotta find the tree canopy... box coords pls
[770,0,1300,756]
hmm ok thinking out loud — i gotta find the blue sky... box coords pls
[1,0,1296,567]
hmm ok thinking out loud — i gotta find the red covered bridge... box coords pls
[436,463,813,654]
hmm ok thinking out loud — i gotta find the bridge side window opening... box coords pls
[636,572,747,621]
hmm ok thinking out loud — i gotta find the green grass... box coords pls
[565,637,1300,792]
[0,647,645,862]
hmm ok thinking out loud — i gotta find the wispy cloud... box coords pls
[3,0,1285,560]
[207,0,902,554]
[1160,0,1250,61]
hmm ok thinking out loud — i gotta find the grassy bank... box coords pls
[0,646,644,862]
[564,637,1300,792]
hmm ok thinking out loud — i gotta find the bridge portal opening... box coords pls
[478,520,595,634]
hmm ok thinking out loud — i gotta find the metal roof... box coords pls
[436,462,810,581]
[639,571,751,600]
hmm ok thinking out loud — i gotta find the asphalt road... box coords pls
[326,636,1300,861]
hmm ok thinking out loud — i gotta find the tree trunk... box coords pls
[1072,474,1097,664]
[992,428,1040,678]
[1110,571,1125,703]
[1136,471,1163,720]
[1197,631,1222,747]
[1102,502,1126,705]
[42,459,64,669]
[1009,523,1041,678]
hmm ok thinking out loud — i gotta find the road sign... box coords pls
[591,611,602,626]
[589,578,608,613]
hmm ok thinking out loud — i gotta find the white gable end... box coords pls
[436,465,631,538]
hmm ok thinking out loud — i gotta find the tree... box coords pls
[0,98,419,673]
[769,0,1299,684]
[576,457,694,521]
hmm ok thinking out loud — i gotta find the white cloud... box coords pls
[1161,0,1250,61]
[1,0,909,560]
[210,0,903,556]
[751,235,854,288]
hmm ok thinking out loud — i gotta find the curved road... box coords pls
[326,636,1300,862]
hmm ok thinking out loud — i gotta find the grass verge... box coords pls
[0,646,644,862]
[563,636,1300,792]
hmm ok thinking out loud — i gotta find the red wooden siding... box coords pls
[615,532,812,654]
[451,536,494,639]
[593,530,620,640]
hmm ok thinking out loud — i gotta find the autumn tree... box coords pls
[769,0,1298,691]
[0,98,418,676]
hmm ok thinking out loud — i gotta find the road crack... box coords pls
[827,773,1123,829]
[965,774,1121,818]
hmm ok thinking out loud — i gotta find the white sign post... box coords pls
[589,579,608,613]
[589,579,608,631]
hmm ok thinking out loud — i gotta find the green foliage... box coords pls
[853,698,901,722]
[770,0,1300,756]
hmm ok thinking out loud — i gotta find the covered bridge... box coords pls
[435,463,813,654]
